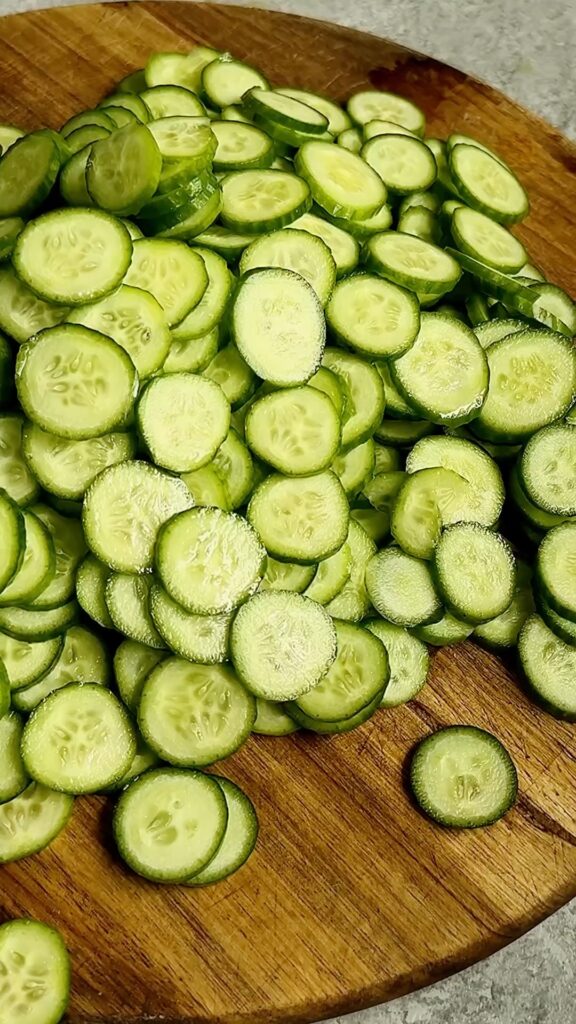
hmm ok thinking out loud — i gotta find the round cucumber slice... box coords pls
[248,470,349,564]
[221,169,311,232]
[141,84,208,118]
[260,557,316,594]
[245,385,340,475]
[451,206,527,272]
[138,372,230,473]
[365,619,429,707]
[362,134,436,194]
[406,434,505,528]
[0,782,73,863]
[211,119,275,170]
[186,776,259,885]
[124,238,208,326]
[86,124,161,215]
[0,919,70,1024]
[22,423,136,501]
[113,640,166,714]
[276,88,351,135]
[327,272,419,358]
[434,522,516,624]
[149,584,231,663]
[365,231,461,295]
[0,131,61,217]
[325,519,376,622]
[322,348,385,449]
[253,698,300,735]
[239,227,336,306]
[0,712,29,804]
[520,424,576,517]
[449,143,529,224]
[295,141,386,219]
[0,266,68,345]
[366,546,442,627]
[519,614,576,719]
[536,523,576,622]
[290,211,359,277]
[347,91,425,135]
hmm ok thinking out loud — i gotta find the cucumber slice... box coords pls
[0,131,60,217]
[295,141,386,219]
[141,85,207,118]
[397,204,440,245]
[139,658,255,766]
[222,105,256,124]
[414,611,473,646]
[374,443,402,474]
[365,231,461,295]
[22,684,135,794]
[0,490,24,591]
[163,328,219,374]
[508,461,570,530]
[0,266,68,345]
[260,557,317,593]
[534,589,576,647]
[146,46,221,91]
[473,329,576,442]
[536,523,576,621]
[434,522,516,623]
[410,726,518,827]
[22,423,136,500]
[0,918,70,1024]
[247,471,349,564]
[173,248,233,341]
[375,418,436,447]
[0,600,78,641]
[332,440,375,498]
[308,365,345,417]
[137,173,221,235]
[245,385,340,475]
[105,736,159,792]
[61,110,116,137]
[364,119,419,140]
[194,223,255,260]
[28,504,87,609]
[350,506,390,544]
[149,584,231,663]
[519,614,576,719]
[473,317,526,348]
[286,689,383,734]
[105,108,140,129]
[291,621,388,722]
[99,92,151,123]
[276,88,351,135]
[0,712,29,804]
[202,344,256,409]
[0,632,62,692]
[290,212,359,277]
[448,144,529,223]
[528,281,576,337]
[474,559,534,648]
[82,461,194,573]
[124,238,208,326]
[113,767,227,882]
[326,273,419,358]
[391,466,476,559]
[202,57,269,109]
[14,209,132,305]
[105,573,165,648]
[113,640,166,713]
[451,206,527,272]
[325,519,376,621]
[363,470,407,513]
[406,434,505,527]
[362,135,436,194]
[59,144,94,208]
[243,88,328,135]
[0,781,73,863]
[253,698,300,735]
[324,201,394,240]
[75,553,112,628]
[212,429,254,509]
[186,777,258,885]
[375,361,423,421]
[230,589,337,700]
[64,123,110,156]
[366,546,442,627]
[138,373,230,473]
[365,619,429,707]
[86,124,161,215]
[0,215,24,259]
[180,464,230,511]
[0,415,39,506]
[211,119,275,170]
[232,268,325,385]
[322,348,385,449]
[148,116,215,162]
[347,91,425,135]
[221,169,311,232]
[16,325,137,440]
[239,227,336,306]
[0,124,25,152]
[12,624,109,714]
[520,424,576,517]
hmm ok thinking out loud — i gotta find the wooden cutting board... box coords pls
[1,4,575,1023]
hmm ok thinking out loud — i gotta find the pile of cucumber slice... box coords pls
[0,43,575,915]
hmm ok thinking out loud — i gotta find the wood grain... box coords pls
[1,5,575,1024]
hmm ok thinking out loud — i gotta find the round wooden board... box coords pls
[1,4,576,1023]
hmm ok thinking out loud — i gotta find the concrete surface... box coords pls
[1,1,575,1022]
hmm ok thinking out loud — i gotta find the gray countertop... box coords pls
[1,2,575,1022]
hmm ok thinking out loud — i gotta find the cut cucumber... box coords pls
[0,632,62,692]
[124,238,208,326]
[474,559,534,648]
[113,640,166,714]
[448,144,529,224]
[391,466,475,559]
[247,470,349,563]
[145,46,221,93]
[105,573,165,648]
[434,522,516,623]
[289,211,359,277]
[327,273,419,358]
[295,141,386,219]
[406,434,505,527]
[245,385,340,475]
[0,918,71,1024]
[347,91,425,135]
[365,619,429,706]
[260,557,316,594]
[322,348,385,449]
[173,247,233,340]
[28,504,86,609]
[149,584,231,664]
[0,782,73,863]
[362,134,436,194]
[276,87,351,135]
[451,206,527,272]
[186,776,258,885]
[520,424,576,517]
[414,610,473,646]
[138,372,230,473]
[332,439,375,499]
[365,231,461,295]
[86,124,162,215]
[325,519,375,622]
[0,600,78,642]
[163,328,219,374]
[239,227,336,306]
[0,131,61,217]
[0,265,68,345]
[202,57,269,109]
[22,423,137,501]
[286,689,382,734]
[221,169,311,232]
[519,614,576,718]
[0,490,24,591]
[536,523,576,621]
[243,87,328,135]
[141,85,208,118]
[75,553,113,628]
[12,625,109,714]
[253,698,300,735]
[0,712,29,804]
[366,546,442,627]
[0,414,40,505]
[202,344,256,409]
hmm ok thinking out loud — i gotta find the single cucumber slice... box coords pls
[149,584,231,664]
[148,116,215,162]
[365,619,429,707]
[105,573,165,648]
[0,414,40,505]
[0,712,29,804]
[232,267,325,385]
[397,205,440,245]
[520,424,576,517]
[286,690,383,734]
[337,128,361,151]
[291,621,388,722]
[141,179,222,240]
[22,684,136,794]
[239,227,336,306]
[295,141,386,219]
[99,92,151,123]
[410,726,518,827]
[173,247,233,340]
[0,490,24,591]
[474,560,534,648]
[534,590,576,647]
[322,348,385,449]
[366,546,442,627]
[304,543,352,605]
[308,365,345,417]
[113,640,166,714]
[139,658,255,766]
[16,325,137,440]
[0,633,62,692]
[60,109,116,136]
[28,504,86,609]
[180,464,230,511]
[194,223,255,260]
[247,471,349,563]
[221,169,311,232]
[86,124,162,215]
[332,439,375,498]
[414,610,473,646]
[536,523,576,621]
[145,46,221,92]
[519,614,576,719]
[260,557,316,594]
[253,698,300,735]
[347,91,425,135]
[230,589,337,700]
[0,918,70,1024]
[376,361,426,421]
[245,385,340,475]
[202,57,269,109]
[163,328,219,374]
[0,265,68,345]
[63,124,110,156]
[124,238,208,326]
[508,462,570,530]
[451,206,527,272]
[434,522,516,623]
[212,429,254,509]
[138,373,230,473]
[362,134,436,194]
[365,231,461,295]
[290,211,359,277]
[113,767,227,882]
[211,119,274,170]
[14,209,132,305]
[0,131,61,217]
[363,470,407,513]
[391,466,475,560]
[325,202,394,239]
[364,119,419,140]
[141,84,207,118]
[156,506,265,614]
[0,782,73,863]
[350,507,387,546]
[243,87,328,134]
[59,145,94,208]
[0,600,78,642]
[528,281,576,337]
[276,88,351,135]
[12,625,109,714]
[202,344,256,409]
[374,443,402,473]
[82,460,193,573]
[326,273,419,358]
[406,434,505,527]
[186,777,258,885]
[75,553,113,628]
[449,144,529,223]
[325,519,376,622]
[22,423,136,500]
[105,737,159,792]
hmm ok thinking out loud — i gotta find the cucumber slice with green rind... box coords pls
[286,688,383,734]
[0,632,62,692]
[149,583,232,663]
[365,231,461,295]
[22,423,137,500]
[138,372,230,474]
[536,522,576,622]
[327,273,419,358]
[12,624,109,714]
[295,141,386,219]
[0,131,61,217]
[366,546,442,627]
[124,238,208,326]
[322,348,385,450]
[105,573,165,648]
[474,560,534,648]
[448,143,529,224]
[406,434,505,527]
[186,776,259,885]
[519,424,576,517]
[221,169,311,232]
[0,600,78,641]
[253,698,300,735]
[246,386,340,476]
[365,619,429,706]
[0,266,68,345]
[0,712,29,804]
[518,614,576,719]
[75,553,112,628]
[347,91,425,135]
[248,471,349,564]
[434,522,516,624]
[113,640,166,714]
[325,519,375,622]
[239,227,336,306]
[0,918,71,1024]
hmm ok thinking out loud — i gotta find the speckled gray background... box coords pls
[1,1,575,1022]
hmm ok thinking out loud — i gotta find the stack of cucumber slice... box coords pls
[0,43,575,886]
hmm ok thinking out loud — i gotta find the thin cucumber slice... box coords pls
[286,689,382,734]
[113,640,166,713]
[14,209,133,305]
[0,632,62,692]
[136,171,219,227]
[149,584,231,663]
[289,212,359,277]
[295,141,386,219]
[247,471,349,564]
[322,348,385,449]
[528,281,576,337]
[448,144,529,223]
[157,155,214,193]
[22,684,135,794]
[304,544,352,605]
[186,777,258,885]
[366,546,442,627]
[139,658,255,766]
[148,116,215,163]
[212,429,254,509]
[0,712,29,804]
[75,553,113,628]
[308,365,345,417]
[0,215,24,259]
[0,490,24,591]
[141,85,207,118]
[245,386,340,475]
[173,248,233,340]
[253,698,300,735]
[61,109,116,136]
[239,228,336,306]
[0,124,25,152]
[410,726,518,827]
[12,625,109,714]
[350,507,389,544]
[22,423,137,500]
[202,57,269,109]
[221,169,311,232]
[365,231,461,295]
[67,285,170,379]
[362,135,436,194]
[326,273,419,358]
[0,266,68,345]
[375,418,436,447]
[534,590,576,647]
[156,506,265,614]
[260,557,316,593]
[222,104,253,123]
[363,470,407,513]
[180,464,230,511]
[332,439,375,498]
[406,434,505,527]
[364,119,419,140]
[276,88,351,135]
[397,204,440,245]
[376,361,421,420]
[163,328,219,374]
[104,106,139,128]
[145,46,221,92]
[520,424,576,516]
[232,268,325,385]
[0,782,73,863]
[0,600,78,642]
[414,611,473,646]
[451,206,527,272]
[0,131,60,217]
[0,414,40,506]
[82,460,193,573]
[519,614,576,719]
[105,573,165,648]
[138,373,230,473]
[64,123,110,156]
[113,767,227,882]
[194,224,255,260]
[28,504,87,609]
[325,520,376,622]
[105,736,159,792]
[100,92,151,123]
[536,523,576,621]
[59,145,94,208]
[124,239,208,326]
[154,187,222,242]
[347,91,425,135]
[474,560,534,648]
[434,522,515,623]
[86,124,161,215]
[391,466,475,560]
[0,919,71,1024]
[508,462,570,530]
[446,132,509,165]
[243,88,328,134]
[230,589,337,700]
[324,202,393,239]
[365,619,429,707]
[211,119,275,170]
[291,621,388,722]
[16,325,137,440]
[473,329,576,442]
[473,317,526,349]
[202,344,256,409]
[390,313,489,426]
